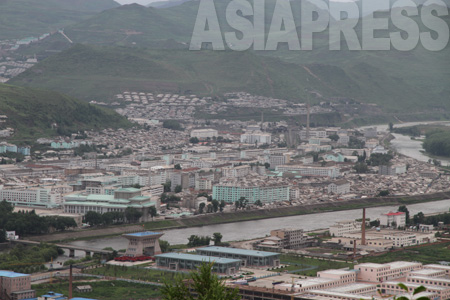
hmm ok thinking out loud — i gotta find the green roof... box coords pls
[115,187,140,193]
[86,194,114,201]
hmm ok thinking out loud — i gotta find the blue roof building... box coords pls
[196,246,281,268]
[155,252,241,275]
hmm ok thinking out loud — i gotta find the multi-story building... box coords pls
[0,271,35,300]
[270,228,307,249]
[276,165,340,178]
[195,178,212,191]
[329,220,362,237]
[380,211,406,228]
[379,164,407,176]
[383,231,435,247]
[327,180,350,194]
[212,177,290,204]
[64,188,156,221]
[222,165,250,178]
[240,132,271,145]
[355,261,422,282]
[190,129,218,139]
[0,186,59,208]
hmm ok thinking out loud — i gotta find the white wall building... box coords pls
[329,220,362,237]
[190,129,218,139]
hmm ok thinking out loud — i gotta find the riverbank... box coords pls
[30,192,450,243]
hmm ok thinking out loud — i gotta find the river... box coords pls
[363,121,450,166]
[65,199,450,254]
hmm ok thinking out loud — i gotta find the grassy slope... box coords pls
[0,0,120,40]
[10,43,440,115]
[0,83,131,141]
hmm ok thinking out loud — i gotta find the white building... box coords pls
[329,220,362,237]
[276,165,340,178]
[380,211,406,228]
[327,180,350,194]
[222,165,251,178]
[0,187,59,208]
[240,132,271,145]
[190,129,218,139]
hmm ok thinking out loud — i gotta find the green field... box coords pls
[273,255,353,276]
[359,242,450,264]
[33,280,161,300]
[84,265,189,282]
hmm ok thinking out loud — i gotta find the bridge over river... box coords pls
[11,239,113,258]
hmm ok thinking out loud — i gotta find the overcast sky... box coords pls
[116,0,160,5]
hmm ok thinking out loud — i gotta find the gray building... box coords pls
[196,246,280,267]
[155,252,241,275]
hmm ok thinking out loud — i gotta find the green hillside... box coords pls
[0,83,131,141]
[10,44,440,115]
[0,0,120,40]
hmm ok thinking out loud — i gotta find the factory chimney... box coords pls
[361,208,366,245]
[69,264,73,299]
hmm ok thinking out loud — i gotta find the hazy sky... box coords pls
[116,0,160,5]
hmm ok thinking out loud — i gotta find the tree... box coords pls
[238,197,247,209]
[219,200,226,212]
[254,200,263,207]
[174,185,182,193]
[174,164,182,170]
[199,202,206,214]
[206,204,213,213]
[149,206,158,221]
[161,262,240,300]
[413,212,425,224]
[354,162,368,173]
[159,240,170,253]
[211,200,219,213]
[124,207,143,223]
[163,120,183,131]
[395,283,429,300]
[398,205,410,224]
[212,232,223,245]
[84,211,102,226]
[264,162,270,169]
[163,181,171,193]
[378,190,390,197]
[389,122,394,132]
[189,137,200,144]
[0,229,6,243]
[329,134,339,141]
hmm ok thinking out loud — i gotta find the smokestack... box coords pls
[353,239,357,260]
[361,208,366,245]
[69,264,73,299]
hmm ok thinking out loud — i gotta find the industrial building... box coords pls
[0,271,35,300]
[196,246,280,267]
[155,252,241,275]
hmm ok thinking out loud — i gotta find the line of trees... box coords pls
[423,130,450,157]
[0,200,76,236]
[83,207,152,226]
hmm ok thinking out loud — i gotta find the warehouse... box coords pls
[155,252,241,275]
[196,246,280,267]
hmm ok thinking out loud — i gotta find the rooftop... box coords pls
[124,231,163,237]
[156,252,241,264]
[0,271,29,278]
[197,246,280,257]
